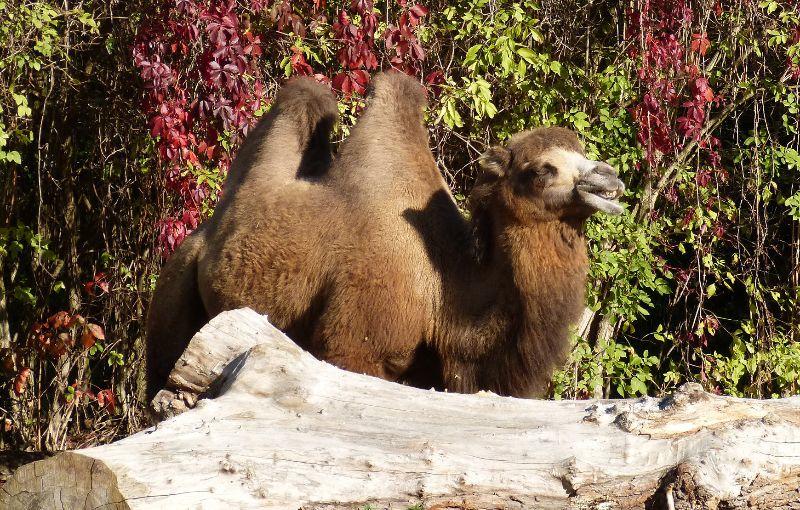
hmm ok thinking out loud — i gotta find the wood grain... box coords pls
[4,308,800,509]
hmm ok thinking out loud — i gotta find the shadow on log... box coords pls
[3,308,800,509]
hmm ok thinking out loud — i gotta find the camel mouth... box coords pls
[596,189,620,200]
[576,183,625,215]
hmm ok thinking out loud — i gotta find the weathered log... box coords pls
[3,308,800,509]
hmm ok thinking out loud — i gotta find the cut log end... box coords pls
[0,452,128,510]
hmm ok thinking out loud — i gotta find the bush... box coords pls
[1,0,798,450]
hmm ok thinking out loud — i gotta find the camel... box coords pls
[145,72,625,399]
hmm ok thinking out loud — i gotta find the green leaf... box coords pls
[6,151,21,164]
[517,47,536,64]
[629,376,648,396]
[465,44,482,63]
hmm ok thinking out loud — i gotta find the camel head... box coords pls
[477,127,625,221]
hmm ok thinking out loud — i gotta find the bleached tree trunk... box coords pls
[3,308,800,510]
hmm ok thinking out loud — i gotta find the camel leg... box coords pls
[145,229,209,401]
[440,358,481,394]
[309,288,425,382]
[324,354,389,380]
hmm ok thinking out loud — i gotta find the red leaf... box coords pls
[409,4,429,25]
[691,33,711,56]
[49,311,72,329]
[66,314,85,328]
[424,70,444,97]
[81,329,96,349]
[14,368,31,396]
[696,168,712,187]
[87,323,105,341]
[97,389,116,412]
[409,4,429,17]
[84,272,109,296]
[425,70,444,86]
[350,70,370,94]
[332,72,351,94]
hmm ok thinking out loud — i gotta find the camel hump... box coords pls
[273,77,339,147]
[368,71,428,115]
[326,70,437,192]
[223,77,338,188]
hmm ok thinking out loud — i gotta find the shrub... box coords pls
[1,0,798,451]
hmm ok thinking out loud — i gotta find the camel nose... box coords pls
[592,162,618,178]
[579,162,625,196]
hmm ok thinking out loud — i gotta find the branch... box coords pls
[634,87,757,222]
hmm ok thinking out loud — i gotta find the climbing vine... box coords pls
[134,0,430,256]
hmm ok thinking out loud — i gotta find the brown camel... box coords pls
[145,72,625,399]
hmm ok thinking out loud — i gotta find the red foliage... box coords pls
[691,33,711,55]
[626,0,722,183]
[96,389,116,412]
[135,0,267,256]
[29,312,104,358]
[13,368,31,396]
[135,1,431,256]
[83,272,110,296]
[383,3,429,75]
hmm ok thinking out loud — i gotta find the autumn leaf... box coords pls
[14,367,31,396]
[85,323,105,344]
[49,311,72,329]
[408,4,429,26]
[83,272,109,296]
[81,329,97,349]
[691,33,711,56]
[97,389,116,412]
[66,313,85,328]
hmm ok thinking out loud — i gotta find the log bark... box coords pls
[3,308,800,510]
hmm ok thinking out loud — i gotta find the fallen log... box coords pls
[3,308,800,509]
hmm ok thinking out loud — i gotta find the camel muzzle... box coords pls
[576,163,625,215]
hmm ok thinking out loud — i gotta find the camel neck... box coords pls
[490,211,589,332]
[437,207,589,396]
[469,206,589,305]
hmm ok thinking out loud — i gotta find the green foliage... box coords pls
[0,1,60,165]
[0,0,159,451]
[2,0,800,454]
[586,215,672,327]
[0,224,59,308]
[427,0,800,400]
[553,335,661,398]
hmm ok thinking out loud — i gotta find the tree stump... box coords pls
[3,308,800,509]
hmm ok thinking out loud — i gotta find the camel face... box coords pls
[519,146,625,217]
[481,127,625,221]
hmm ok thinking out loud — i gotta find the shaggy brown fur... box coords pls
[145,77,338,397]
[145,72,625,399]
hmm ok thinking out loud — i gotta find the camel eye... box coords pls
[540,163,558,176]
[517,166,537,182]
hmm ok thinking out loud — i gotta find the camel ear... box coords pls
[479,146,511,177]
